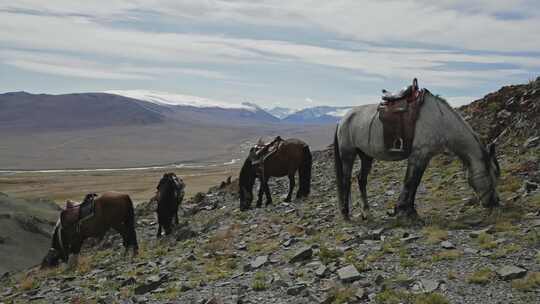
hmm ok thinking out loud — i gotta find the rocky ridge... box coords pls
[1,79,540,304]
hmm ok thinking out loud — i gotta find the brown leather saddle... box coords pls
[250,136,284,165]
[378,78,425,155]
[61,193,97,227]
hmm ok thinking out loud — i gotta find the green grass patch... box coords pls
[319,245,343,264]
[325,286,356,304]
[477,232,497,250]
[432,250,462,262]
[467,268,495,285]
[492,243,521,259]
[422,226,448,244]
[511,272,540,291]
[375,290,450,304]
[399,248,415,268]
[251,271,267,291]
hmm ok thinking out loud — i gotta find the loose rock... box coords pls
[496,265,527,280]
[337,265,362,283]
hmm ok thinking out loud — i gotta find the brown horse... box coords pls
[239,138,312,211]
[41,192,138,267]
[155,172,185,237]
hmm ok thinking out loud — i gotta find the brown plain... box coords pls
[0,165,240,205]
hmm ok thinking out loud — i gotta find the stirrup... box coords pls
[389,138,404,152]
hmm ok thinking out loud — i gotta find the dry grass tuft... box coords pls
[19,275,36,291]
[432,250,462,262]
[511,272,540,291]
[422,226,448,244]
[467,268,495,285]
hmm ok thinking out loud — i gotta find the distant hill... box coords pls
[0,92,164,131]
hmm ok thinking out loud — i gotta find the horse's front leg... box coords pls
[395,153,431,219]
[285,173,295,202]
[357,154,373,220]
[256,178,264,208]
[263,177,272,206]
[157,225,162,238]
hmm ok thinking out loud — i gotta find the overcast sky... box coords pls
[1,0,539,108]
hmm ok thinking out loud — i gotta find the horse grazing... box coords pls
[156,172,185,237]
[334,82,500,221]
[41,192,138,268]
[239,137,312,211]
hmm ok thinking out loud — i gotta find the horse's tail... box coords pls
[334,124,348,219]
[125,195,138,250]
[299,144,312,197]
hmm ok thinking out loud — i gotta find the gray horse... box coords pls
[334,91,500,220]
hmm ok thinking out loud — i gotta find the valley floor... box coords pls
[0,165,240,205]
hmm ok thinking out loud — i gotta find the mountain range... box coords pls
[0,90,347,169]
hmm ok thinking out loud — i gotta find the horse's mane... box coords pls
[239,158,254,187]
[427,91,485,149]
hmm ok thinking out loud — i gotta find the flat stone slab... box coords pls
[469,226,494,238]
[289,246,313,263]
[337,265,362,283]
[496,265,527,280]
[315,264,328,277]
[250,255,268,269]
[440,241,455,249]
[400,235,421,243]
[420,279,439,293]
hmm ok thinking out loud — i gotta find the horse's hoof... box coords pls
[360,211,371,221]
[395,209,423,225]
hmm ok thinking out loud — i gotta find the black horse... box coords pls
[41,192,138,268]
[239,138,312,210]
[156,172,185,237]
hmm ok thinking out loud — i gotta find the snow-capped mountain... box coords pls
[104,90,256,111]
[105,90,279,124]
[282,106,353,124]
[265,106,297,119]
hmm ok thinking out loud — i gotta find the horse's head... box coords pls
[41,219,70,268]
[468,143,501,208]
[158,173,185,200]
[239,157,256,211]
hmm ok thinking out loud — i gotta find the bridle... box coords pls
[470,170,495,203]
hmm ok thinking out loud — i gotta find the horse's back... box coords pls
[95,191,133,212]
[283,138,308,147]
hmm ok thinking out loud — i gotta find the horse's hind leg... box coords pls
[256,178,264,208]
[356,152,373,220]
[113,224,130,253]
[263,177,272,206]
[285,173,295,202]
[337,149,356,220]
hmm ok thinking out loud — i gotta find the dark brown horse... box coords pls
[156,172,185,237]
[239,138,312,211]
[41,192,138,267]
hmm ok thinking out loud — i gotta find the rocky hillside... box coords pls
[1,79,539,304]
[0,193,60,275]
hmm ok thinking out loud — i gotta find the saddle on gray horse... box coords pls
[61,193,97,227]
[378,78,425,155]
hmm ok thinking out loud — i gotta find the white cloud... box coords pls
[0,1,539,105]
